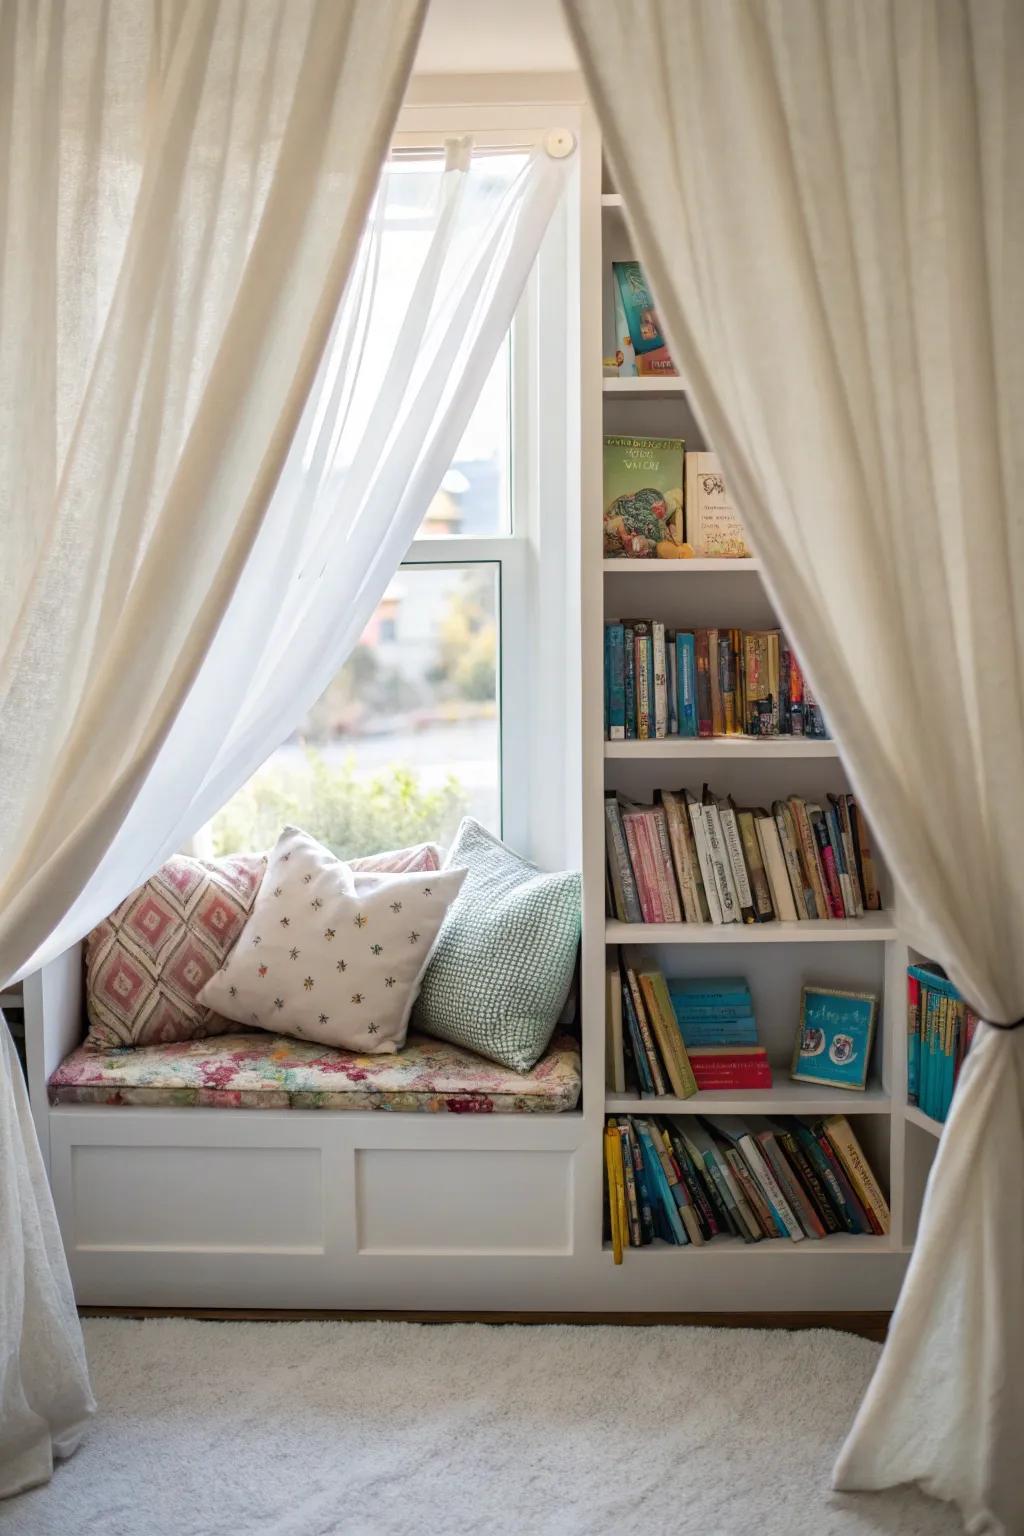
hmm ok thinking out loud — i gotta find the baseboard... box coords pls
[79,1306,890,1341]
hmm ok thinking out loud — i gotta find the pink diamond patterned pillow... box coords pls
[84,843,442,1050]
[84,854,267,1050]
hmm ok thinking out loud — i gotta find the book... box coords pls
[754,812,799,923]
[637,967,698,1099]
[604,795,642,924]
[687,1046,772,1090]
[604,1124,626,1263]
[707,628,723,736]
[848,798,881,910]
[621,806,664,922]
[633,622,653,739]
[606,959,626,1095]
[718,798,756,924]
[621,972,656,1097]
[622,961,668,1097]
[659,789,708,924]
[603,435,685,559]
[684,452,751,557]
[700,791,741,925]
[622,624,637,740]
[694,629,713,738]
[651,621,669,738]
[675,631,697,737]
[735,809,775,921]
[611,261,677,375]
[821,1116,891,1234]
[605,624,625,740]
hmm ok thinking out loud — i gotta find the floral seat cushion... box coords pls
[48,1030,581,1114]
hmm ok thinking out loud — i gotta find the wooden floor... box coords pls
[80,1306,890,1341]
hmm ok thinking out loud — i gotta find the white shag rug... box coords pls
[3,1319,960,1536]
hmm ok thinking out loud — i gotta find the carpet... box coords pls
[3,1319,959,1536]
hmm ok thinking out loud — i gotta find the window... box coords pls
[204,132,566,865]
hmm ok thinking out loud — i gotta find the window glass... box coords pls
[208,564,500,858]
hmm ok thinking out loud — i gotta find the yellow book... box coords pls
[823,1115,891,1235]
[639,970,698,1099]
[604,1124,626,1263]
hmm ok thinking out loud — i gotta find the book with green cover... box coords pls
[603,435,685,560]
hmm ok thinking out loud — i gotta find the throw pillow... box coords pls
[412,818,581,1072]
[350,843,441,874]
[197,826,466,1053]
[83,841,443,1050]
[84,853,266,1049]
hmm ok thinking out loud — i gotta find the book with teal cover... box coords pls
[675,632,697,736]
[675,1015,759,1048]
[605,623,626,739]
[670,978,751,1003]
[636,1124,687,1244]
[612,261,675,365]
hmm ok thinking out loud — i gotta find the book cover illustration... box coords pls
[611,261,677,376]
[603,435,686,559]
[685,451,751,557]
[791,986,878,1090]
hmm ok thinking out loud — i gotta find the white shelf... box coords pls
[605,738,838,760]
[606,1082,891,1116]
[601,192,624,208]
[603,1233,900,1255]
[904,1104,944,1140]
[607,914,898,944]
[603,376,685,397]
[603,557,761,574]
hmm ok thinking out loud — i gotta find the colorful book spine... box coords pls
[605,624,626,740]
[666,635,679,736]
[652,621,668,739]
[604,796,642,924]
[906,971,921,1105]
[676,632,697,736]
[633,622,652,740]
[695,630,713,738]
[622,624,636,740]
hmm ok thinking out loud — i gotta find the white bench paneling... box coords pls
[71,1144,324,1254]
[355,1148,573,1255]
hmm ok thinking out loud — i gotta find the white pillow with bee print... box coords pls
[198,826,467,1052]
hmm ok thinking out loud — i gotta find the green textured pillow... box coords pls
[413,819,581,1072]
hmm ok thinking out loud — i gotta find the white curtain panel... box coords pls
[563,0,1023,1529]
[0,0,428,1498]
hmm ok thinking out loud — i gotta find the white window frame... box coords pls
[393,106,579,867]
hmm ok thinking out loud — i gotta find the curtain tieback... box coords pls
[967,1008,1024,1031]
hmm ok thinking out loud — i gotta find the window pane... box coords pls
[416,336,511,538]
[208,565,500,860]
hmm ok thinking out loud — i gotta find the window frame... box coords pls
[392,110,573,860]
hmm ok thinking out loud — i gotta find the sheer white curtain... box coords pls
[0,0,430,1497]
[563,0,1023,1530]
[1,5,572,1492]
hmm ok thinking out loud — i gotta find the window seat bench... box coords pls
[48,1029,582,1114]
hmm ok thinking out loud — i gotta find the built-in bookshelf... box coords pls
[579,170,942,1297]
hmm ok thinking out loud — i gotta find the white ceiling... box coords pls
[413,0,578,74]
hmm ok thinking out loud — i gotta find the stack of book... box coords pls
[604,622,825,741]
[605,785,881,926]
[604,1113,890,1260]
[607,958,771,1098]
[907,962,978,1123]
